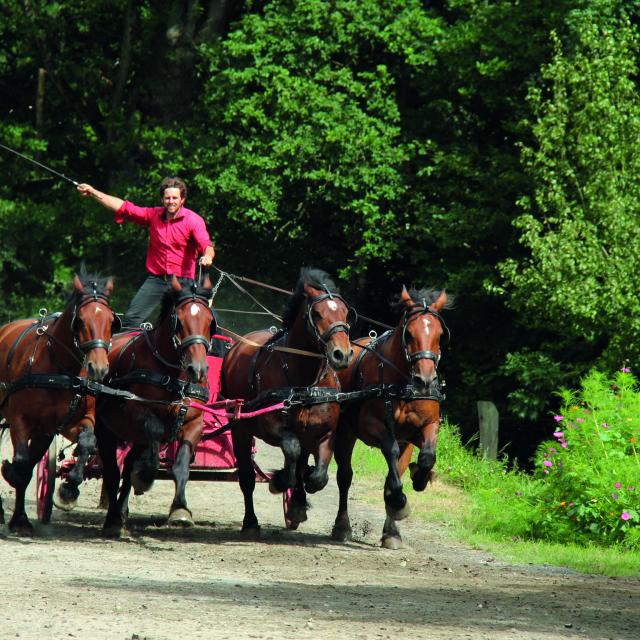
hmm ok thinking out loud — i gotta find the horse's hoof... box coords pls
[53,485,78,512]
[9,519,34,536]
[331,525,353,542]
[131,471,153,495]
[268,477,282,494]
[102,522,124,539]
[285,518,299,530]
[168,508,194,528]
[240,525,261,540]
[385,500,411,521]
[381,535,403,550]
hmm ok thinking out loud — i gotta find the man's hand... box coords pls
[77,183,95,197]
[199,246,215,267]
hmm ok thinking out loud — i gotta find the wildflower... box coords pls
[553,431,563,439]
[560,501,566,507]
[631,437,638,444]
[544,470,549,474]
[561,441,568,449]
[569,502,574,507]
[543,452,549,457]
[549,447,557,453]
[612,493,619,500]
[601,422,610,429]
[621,512,631,521]
[629,486,636,492]
[543,460,553,468]
[576,417,585,423]
[615,482,622,489]
[553,415,563,422]
[622,367,631,373]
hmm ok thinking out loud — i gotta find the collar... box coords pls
[161,206,186,222]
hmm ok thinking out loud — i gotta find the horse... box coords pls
[96,276,215,537]
[0,269,118,534]
[221,267,354,536]
[331,286,451,549]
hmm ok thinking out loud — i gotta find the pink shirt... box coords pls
[115,201,212,278]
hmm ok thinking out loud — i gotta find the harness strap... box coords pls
[107,369,209,403]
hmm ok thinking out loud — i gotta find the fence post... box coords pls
[477,400,499,460]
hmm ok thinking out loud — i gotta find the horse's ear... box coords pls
[433,290,447,311]
[400,285,411,302]
[170,276,182,292]
[73,274,83,293]
[105,278,114,296]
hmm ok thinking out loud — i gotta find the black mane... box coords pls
[157,280,213,324]
[67,266,113,303]
[282,267,340,329]
[391,287,455,314]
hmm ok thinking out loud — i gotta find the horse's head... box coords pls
[164,276,215,383]
[71,272,118,381]
[284,268,354,370]
[396,286,451,391]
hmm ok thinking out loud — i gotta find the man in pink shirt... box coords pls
[77,177,215,328]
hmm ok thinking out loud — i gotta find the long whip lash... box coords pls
[0,142,79,186]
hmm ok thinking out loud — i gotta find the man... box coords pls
[77,177,215,328]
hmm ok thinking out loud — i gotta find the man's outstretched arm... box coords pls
[77,183,125,212]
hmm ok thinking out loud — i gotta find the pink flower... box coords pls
[544,469,549,474]
[561,442,568,449]
[615,482,622,489]
[553,415,563,422]
[543,460,553,467]
[576,418,585,423]
[553,431,564,439]
[621,512,631,521]
[622,367,631,373]
[601,422,610,429]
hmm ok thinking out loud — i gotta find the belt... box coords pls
[151,273,175,282]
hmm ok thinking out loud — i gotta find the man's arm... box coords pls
[199,245,215,267]
[77,184,125,212]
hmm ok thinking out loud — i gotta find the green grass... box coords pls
[350,438,640,578]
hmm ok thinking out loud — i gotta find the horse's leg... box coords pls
[268,431,300,494]
[96,422,125,537]
[304,430,335,494]
[118,444,147,525]
[130,412,163,495]
[168,439,195,527]
[409,421,440,491]
[2,431,51,535]
[331,420,357,542]
[285,453,309,530]
[56,422,97,510]
[380,429,411,521]
[232,423,260,537]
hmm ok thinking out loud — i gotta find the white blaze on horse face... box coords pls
[94,307,102,314]
[422,316,431,335]
[190,303,200,316]
[327,300,338,311]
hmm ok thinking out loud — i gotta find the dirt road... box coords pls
[1,441,639,640]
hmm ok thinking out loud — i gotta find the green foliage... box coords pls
[500,10,640,365]
[530,370,640,547]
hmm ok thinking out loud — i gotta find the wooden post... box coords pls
[477,401,499,460]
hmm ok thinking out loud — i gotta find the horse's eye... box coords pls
[311,310,321,322]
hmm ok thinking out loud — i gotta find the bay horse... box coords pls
[331,286,451,549]
[0,270,118,534]
[221,268,354,536]
[96,276,215,537]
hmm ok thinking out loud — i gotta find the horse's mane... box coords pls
[391,287,455,314]
[66,266,113,303]
[157,280,213,324]
[282,267,339,329]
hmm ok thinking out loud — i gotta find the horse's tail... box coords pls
[131,413,164,494]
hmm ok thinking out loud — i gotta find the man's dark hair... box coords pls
[160,177,187,200]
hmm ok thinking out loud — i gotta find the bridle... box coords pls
[305,290,356,349]
[165,288,216,360]
[400,303,449,373]
[69,284,119,354]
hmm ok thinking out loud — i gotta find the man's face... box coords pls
[162,187,185,216]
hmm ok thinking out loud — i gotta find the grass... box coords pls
[350,439,640,578]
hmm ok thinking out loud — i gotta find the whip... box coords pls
[0,142,79,186]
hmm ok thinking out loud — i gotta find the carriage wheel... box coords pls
[36,437,57,523]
